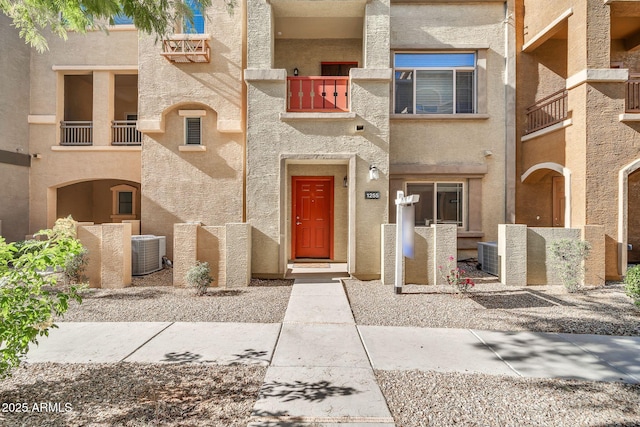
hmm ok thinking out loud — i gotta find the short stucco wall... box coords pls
[498,224,605,286]
[173,222,251,288]
[381,224,457,285]
[77,222,132,289]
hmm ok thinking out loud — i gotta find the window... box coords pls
[110,184,137,219]
[112,13,133,25]
[183,0,205,34]
[394,52,476,115]
[406,182,464,227]
[185,117,202,145]
[118,192,133,215]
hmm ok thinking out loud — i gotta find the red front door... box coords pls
[292,177,334,259]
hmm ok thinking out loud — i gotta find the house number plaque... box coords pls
[364,191,380,200]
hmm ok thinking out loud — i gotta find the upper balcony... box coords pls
[287,76,349,112]
[161,35,211,64]
[626,73,640,113]
[161,0,211,63]
[60,73,141,147]
[524,89,568,135]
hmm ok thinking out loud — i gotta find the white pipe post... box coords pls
[395,190,404,294]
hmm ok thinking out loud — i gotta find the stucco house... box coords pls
[0,0,516,282]
[515,0,640,279]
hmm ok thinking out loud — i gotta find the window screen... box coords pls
[185,117,201,145]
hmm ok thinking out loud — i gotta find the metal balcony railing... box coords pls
[525,90,568,135]
[112,120,142,145]
[60,121,93,145]
[287,77,349,112]
[626,74,640,113]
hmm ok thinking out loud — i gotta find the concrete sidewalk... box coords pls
[25,278,640,425]
[248,279,395,426]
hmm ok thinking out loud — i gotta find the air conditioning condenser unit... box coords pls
[132,235,166,276]
[477,241,498,276]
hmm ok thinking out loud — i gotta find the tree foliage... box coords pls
[0,217,86,377]
[0,0,237,52]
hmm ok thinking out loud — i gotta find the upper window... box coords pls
[112,13,133,25]
[406,182,464,227]
[394,52,476,115]
[183,0,205,34]
[185,117,202,145]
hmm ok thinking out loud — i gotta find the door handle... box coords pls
[296,222,302,225]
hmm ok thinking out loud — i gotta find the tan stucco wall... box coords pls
[141,106,243,259]
[173,222,251,288]
[57,180,141,224]
[0,16,31,242]
[522,0,572,48]
[26,27,141,235]
[78,223,132,289]
[246,76,390,277]
[29,29,138,116]
[64,75,93,121]
[246,0,390,278]
[628,171,640,263]
[516,0,640,279]
[137,0,244,131]
[518,171,559,227]
[114,75,138,120]
[274,39,362,76]
[390,2,510,246]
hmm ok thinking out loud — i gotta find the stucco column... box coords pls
[566,0,610,77]
[433,224,457,286]
[582,225,605,286]
[380,224,396,285]
[78,225,103,288]
[225,223,252,288]
[92,71,114,147]
[247,0,274,69]
[364,0,390,69]
[498,224,527,286]
[101,223,132,288]
[173,223,200,287]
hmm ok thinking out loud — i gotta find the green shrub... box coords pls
[549,238,591,293]
[624,265,640,307]
[0,217,85,378]
[63,248,89,285]
[185,261,213,296]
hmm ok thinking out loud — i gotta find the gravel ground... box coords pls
[58,269,293,323]
[344,277,640,336]
[0,363,266,427]
[8,266,640,426]
[376,370,640,427]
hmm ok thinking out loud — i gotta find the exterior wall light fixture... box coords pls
[343,176,348,187]
[369,165,380,181]
[293,68,299,76]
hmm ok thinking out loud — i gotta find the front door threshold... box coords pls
[285,262,349,279]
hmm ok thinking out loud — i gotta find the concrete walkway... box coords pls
[24,277,640,426]
[248,278,395,426]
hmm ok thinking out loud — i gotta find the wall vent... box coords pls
[477,241,499,276]
[132,235,166,276]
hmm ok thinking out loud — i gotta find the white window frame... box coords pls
[405,181,467,229]
[393,51,477,115]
